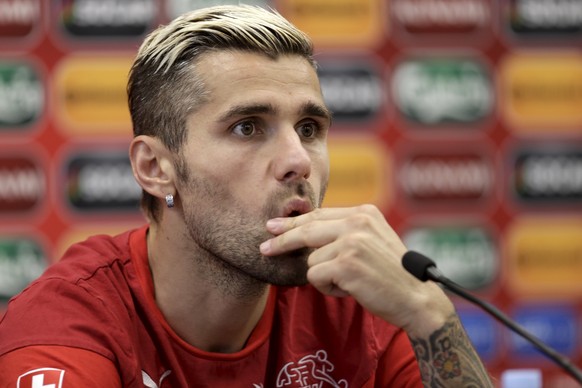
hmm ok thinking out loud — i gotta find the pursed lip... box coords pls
[280,198,313,218]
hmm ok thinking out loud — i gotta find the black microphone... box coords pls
[402,250,582,385]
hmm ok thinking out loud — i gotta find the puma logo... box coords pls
[142,370,171,388]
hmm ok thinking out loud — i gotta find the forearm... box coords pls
[408,313,493,387]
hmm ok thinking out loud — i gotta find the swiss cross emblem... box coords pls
[17,368,65,388]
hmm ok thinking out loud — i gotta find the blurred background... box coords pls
[0,0,581,385]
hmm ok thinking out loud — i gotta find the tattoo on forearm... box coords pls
[409,314,493,388]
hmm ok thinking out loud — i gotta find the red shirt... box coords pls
[0,226,422,387]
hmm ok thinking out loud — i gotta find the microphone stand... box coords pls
[403,250,582,385]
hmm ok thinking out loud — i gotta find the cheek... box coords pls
[311,151,330,204]
[312,149,330,180]
[208,164,262,206]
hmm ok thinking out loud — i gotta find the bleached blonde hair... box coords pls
[127,5,315,223]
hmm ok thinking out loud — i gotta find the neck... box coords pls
[147,223,270,353]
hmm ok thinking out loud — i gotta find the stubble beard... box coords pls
[179,169,325,298]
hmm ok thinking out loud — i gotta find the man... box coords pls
[0,5,492,387]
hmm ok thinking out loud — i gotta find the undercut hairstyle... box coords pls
[127,5,315,223]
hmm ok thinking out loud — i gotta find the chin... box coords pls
[261,249,310,287]
[268,275,309,288]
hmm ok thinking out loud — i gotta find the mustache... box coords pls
[264,181,318,218]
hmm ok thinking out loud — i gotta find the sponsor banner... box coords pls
[0,0,40,38]
[399,151,495,202]
[0,235,47,301]
[62,149,142,213]
[323,136,391,208]
[53,55,133,135]
[0,154,45,213]
[457,308,499,361]
[509,305,577,359]
[506,218,582,297]
[0,60,44,130]
[391,0,492,35]
[511,145,582,204]
[506,0,582,36]
[402,224,498,290]
[500,52,582,131]
[166,0,269,19]
[56,0,156,38]
[317,58,384,125]
[281,0,384,48]
[392,56,493,126]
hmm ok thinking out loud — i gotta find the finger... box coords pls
[266,206,374,235]
[260,218,342,256]
[306,240,339,267]
[306,261,350,298]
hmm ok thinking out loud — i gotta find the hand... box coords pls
[260,204,454,335]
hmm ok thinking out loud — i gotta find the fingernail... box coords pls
[266,218,282,230]
[260,240,271,254]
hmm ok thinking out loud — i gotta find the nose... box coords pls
[273,128,312,183]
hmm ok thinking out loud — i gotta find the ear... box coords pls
[129,135,175,200]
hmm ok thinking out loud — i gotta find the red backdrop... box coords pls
[1,0,581,386]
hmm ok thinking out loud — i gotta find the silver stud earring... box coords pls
[165,194,174,208]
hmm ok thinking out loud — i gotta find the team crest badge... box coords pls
[17,368,65,388]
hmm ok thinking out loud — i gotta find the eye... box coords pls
[297,121,319,139]
[232,120,258,137]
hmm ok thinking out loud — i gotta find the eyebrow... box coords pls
[217,103,276,123]
[217,101,333,125]
[301,101,333,125]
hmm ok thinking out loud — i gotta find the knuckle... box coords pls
[335,251,362,275]
[348,212,374,229]
[342,233,365,249]
[286,217,298,229]
[308,208,323,220]
[338,233,369,261]
[357,203,378,215]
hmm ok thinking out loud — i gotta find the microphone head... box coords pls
[402,250,437,282]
